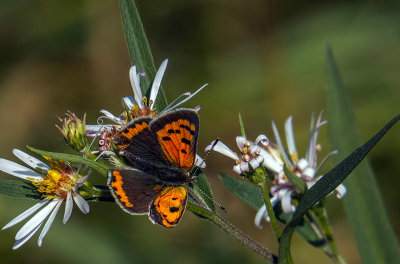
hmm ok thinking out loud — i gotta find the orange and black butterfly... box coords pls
[107,108,199,227]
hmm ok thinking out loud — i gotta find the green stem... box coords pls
[313,202,346,264]
[259,179,282,241]
[187,203,277,263]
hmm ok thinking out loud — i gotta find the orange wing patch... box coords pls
[155,119,196,170]
[110,171,134,208]
[116,121,149,149]
[150,187,187,227]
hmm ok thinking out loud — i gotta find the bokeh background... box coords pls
[0,0,399,263]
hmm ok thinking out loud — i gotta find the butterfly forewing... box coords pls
[150,109,199,171]
[115,117,170,168]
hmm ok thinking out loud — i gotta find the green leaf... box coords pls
[326,45,400,263]
[119,0,168,110]
[192,171,216,212]
[219,173,263,210]
[0,180,41,200]
[238,113,246,138]
[283,165,307,193]
[28,147,109,177]
[277,55,400,263]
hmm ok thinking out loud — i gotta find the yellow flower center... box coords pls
[32,169,74,199]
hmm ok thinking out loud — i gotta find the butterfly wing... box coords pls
[149,186,188,228]
[150,109,199,171]
[108,169,163,214]
[114,116,170,169]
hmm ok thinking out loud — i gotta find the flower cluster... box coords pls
[0,150,89,249]
[206,112,346,228]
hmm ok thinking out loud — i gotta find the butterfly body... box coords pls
[107,108,199,227]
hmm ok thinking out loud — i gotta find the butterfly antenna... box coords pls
[192,139,227,213]
[193,185,228,213]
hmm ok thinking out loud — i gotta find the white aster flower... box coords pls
[255,112,346,228]
[0,149,90,249]
[86,59,207,137]
[205,135,282,175]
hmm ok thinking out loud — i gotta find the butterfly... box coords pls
[107,108,199,227]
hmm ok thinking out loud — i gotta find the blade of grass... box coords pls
[119,0,167,110]
[326,45,400,264]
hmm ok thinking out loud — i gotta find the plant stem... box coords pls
[313,202,346,264]
[259,179,282,241]
[187,203,277,263]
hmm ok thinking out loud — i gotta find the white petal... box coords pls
[129,66,145,109]
[63,192,73,224]
[149,59,168,109]
[335,184,346,199]
[0,158,41,180]
[254,204,267,228]
[15,200,59,240]
[281,190,295,214]
[76,174,89,186]
[297,158,308,171]
[73,193,89,214]
[236,136,248,152]
[163,83,207,112]
[233,164,241,174]
[12,223,42,250]
[122,96,134,111]
[303,167,315,180]
[38,200,63,247]
[12,149,50,171]
[255,134,269,146]
[85,125,112,137]
[240,162,249,172]
[260,149,284,174]
[205,140,238,161]
[195,155,206,168]
[99,110,122,123]
[249,159,261,170]
[285,116,297,158]
[2,199,49,230]
[271,121,293,168]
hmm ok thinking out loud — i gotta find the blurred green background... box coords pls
[0,0,399,263]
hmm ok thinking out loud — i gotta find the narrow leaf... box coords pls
[0,180,41,200]
[219,173,263,210]
[28,147,108,177]
[326,45,400,264]
[238,113,246,138]
[278,113,400,263]
[119,0,168,110]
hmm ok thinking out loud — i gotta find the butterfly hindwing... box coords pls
[108,170,163,215]
[149,186,188,228]
[150,109,199,171]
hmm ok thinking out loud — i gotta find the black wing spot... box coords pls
[175,129,181,134]
[181,149,187,154]
[181,138,190,145]
[162,136,172,141]
[167,129,174,133]
[170,207,179,212]
[179,124,195,135]
[172,197,178,200]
